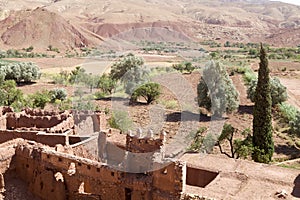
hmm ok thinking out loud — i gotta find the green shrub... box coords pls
[94,91,106,99]
[110,53,144,80]
[278,103,299,123]
[30,90,51,109]
[50,88,67,102]
[68,66,87,84]
[0,80,25,110]
[131,82,161,104]
[290,113,300,136]
[243,71,257,85]
[247,77,287,106]
[172,62,195,73]
[52,70,69,85]
[188,127,207,152]
[172,63,184,73]
[54,98,72,111]
[97,74,116,95]
[108,110,133,132]
[0,62,41,83]
[160,100,178,110]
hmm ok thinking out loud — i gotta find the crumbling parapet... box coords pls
[126,129,166,153]
[48,115,75,133]
[6,111,74,132]
[0,107,107,135]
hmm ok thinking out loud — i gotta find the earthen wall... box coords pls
[14,144,186,200]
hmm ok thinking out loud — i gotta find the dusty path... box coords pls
[279,78,300,110]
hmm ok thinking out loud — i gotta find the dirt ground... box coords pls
[278,78,300,110]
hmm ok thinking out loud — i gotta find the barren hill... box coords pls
[0,0,299,50]
[0,7,99,50]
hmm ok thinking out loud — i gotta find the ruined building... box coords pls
[0,106,300,200]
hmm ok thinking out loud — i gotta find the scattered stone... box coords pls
[275,190,288,199]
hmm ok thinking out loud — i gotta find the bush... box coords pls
[172,62,195,73]
[97,74,116,95]
[0,62,41,83]
[188,127,207,152]
[68,66,87,84]
[54,98,72,111]
[159,100,178,110]
[0,80,25,110]
[94,91,106,99]
[243,71,257,85]
[50,88,67,102]
[290,113,300,136]
[110,53,144,80]
[52,70,69,85]
[247,77,287,106]
[278,103,299,123]
[30,90,51,109]
[108,110,133,132]
[131,82,161,104]
[172,63,184,73]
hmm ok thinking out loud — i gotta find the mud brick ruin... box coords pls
[0,106,300,200]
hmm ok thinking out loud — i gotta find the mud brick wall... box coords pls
[14,143,186,200]
[6,112,72,129]
[22,108,70,117]
[0,145,16,174]
[5,112,74,133]
[0,107,106,134]
[126,133,165,153]
[73,111,106,135]
[152,161,187,199]
[0,130,67,147]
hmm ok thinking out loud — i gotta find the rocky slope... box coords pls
[0,0,299,50]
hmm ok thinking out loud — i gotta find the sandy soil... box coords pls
[279,78,300,110]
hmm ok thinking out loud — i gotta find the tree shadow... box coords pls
[292,175,300,198]
[16,81,37,87]
[166,111,212,122]
[238,105,253,115]
[95,97,111,101]
[275,144,300,159]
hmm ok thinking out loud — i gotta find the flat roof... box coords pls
[180,153,300,199]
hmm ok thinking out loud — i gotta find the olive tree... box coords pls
[197,61,239,116]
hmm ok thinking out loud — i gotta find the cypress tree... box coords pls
[252,44,274,163]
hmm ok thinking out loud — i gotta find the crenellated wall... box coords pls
[125,130,165,153]
[13,143,186,200]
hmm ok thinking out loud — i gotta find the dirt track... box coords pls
[279,78,300,110]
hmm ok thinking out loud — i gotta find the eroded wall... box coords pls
[6,111,74,133]
[14,143,186,200]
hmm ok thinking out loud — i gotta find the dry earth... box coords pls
[0,0,300,50]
